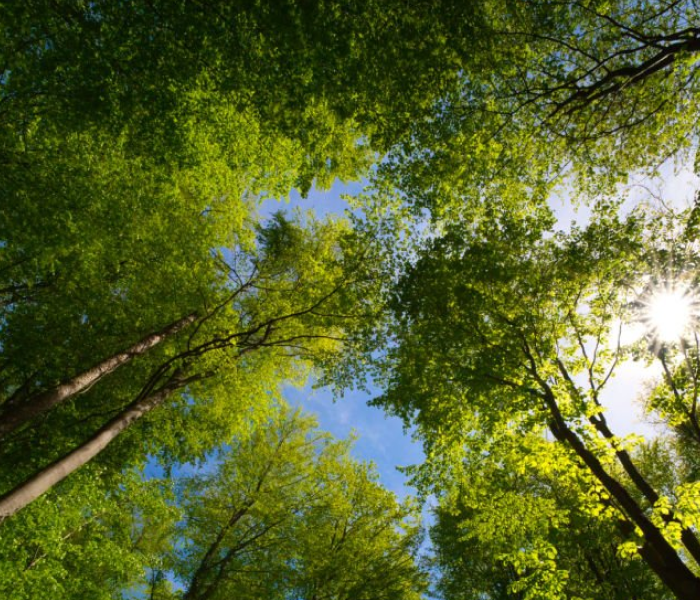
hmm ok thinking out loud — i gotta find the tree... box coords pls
[0,0,473,520]
[0,211,376,518]
[428,429,672,600]
[0,0,475,184]
[376,0,700,220]
[171,405,426,600]
[368,202,700,600]
[0,110,305,439]
[0,404,426,600]
[0,467,180,600]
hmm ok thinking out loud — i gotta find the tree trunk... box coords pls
[544,391,700,600]
[0,371,193,519]
[0,312,197,439]
[589,411,700,566]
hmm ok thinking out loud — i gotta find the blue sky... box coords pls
[283,383,424,499]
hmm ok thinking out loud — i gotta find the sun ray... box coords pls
[641,284,698,343]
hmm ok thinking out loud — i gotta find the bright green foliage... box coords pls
[0,0,439,590]
[2,121,257,406]
[377,201,636,433]
[0,0,476,507]
[4,1,700,598]
[367,202,700,598]
[0,208,371,477]
[0,405,427,600]
[0,468,179,600]
[0,0,475,182]
[428,429,671,600]
[378,0,700,220]
[170,405,426,600]
[289,460,425,600]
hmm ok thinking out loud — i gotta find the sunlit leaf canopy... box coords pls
[376,0,700,222]
[2,0,700,599]
[0,1,442,596]
[362,197,700,598]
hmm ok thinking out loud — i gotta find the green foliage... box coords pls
[174,405,426,600]
[0,0,471,507]
[4,1,700,598]
[0,0,476,182]
[0,468,179,600]
[376,0,700,221]
[375,201,639,432]
[428,429,671,600]
[364,202,700,598]
[0,404,426,599]
[0,1,437,591]
[0,208,375,488]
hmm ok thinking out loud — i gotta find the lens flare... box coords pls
[644,287,696,343]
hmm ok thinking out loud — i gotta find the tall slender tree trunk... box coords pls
[556,357,700,565]
[0,370,195,519]
[0,312,197,439]
[544,390,700,600]
[589,411,700,565]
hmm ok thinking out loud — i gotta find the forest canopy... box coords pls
[2,1,700,599]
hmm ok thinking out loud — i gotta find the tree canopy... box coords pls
[0,404,426,600]
[378,0,700,220]
[366,202,700,599]
[4,1,700,599]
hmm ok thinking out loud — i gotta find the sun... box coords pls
[642,285,697,343]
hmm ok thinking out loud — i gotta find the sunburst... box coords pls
[640,283,698,344]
